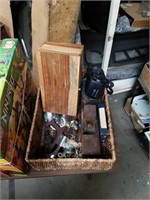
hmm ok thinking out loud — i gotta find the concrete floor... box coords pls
[0,91,149,199]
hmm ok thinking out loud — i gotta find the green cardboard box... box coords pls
[0,38,26,159]
[0,38,37,172]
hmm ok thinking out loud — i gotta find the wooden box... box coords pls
[138,62,150,97]
[36,42,84,116]
[124,96,150,133]
[121,3,149,28]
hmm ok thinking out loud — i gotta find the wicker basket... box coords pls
[25,89,116,172]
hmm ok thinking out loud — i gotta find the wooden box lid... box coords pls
[36,42,84,116]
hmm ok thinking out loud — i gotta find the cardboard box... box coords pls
[121,3,149,28]
[0,39,37,172]
[138,62,150,97]
[0,63,37,173]
[124,96,149,133]
[0,38,25,158]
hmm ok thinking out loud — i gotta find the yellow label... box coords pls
[0,164,23,173]
[0,159,9,165]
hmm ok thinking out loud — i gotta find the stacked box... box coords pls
[124,62,150,133]
[138,62,150,97]
[0,38,37,172]
[124,96,150,133]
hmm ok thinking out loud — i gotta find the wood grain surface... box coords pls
[32,0,50,86]
[32,0,81,87]
[37,43,83,116]
[48,0,81,42]
[0,0,14,37]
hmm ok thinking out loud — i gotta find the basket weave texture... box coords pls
[25,89,116,171]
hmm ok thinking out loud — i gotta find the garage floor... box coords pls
[1,91,149,199]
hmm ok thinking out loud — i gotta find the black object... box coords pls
[82,79,99,104]
[85,67,114,99]
[137,129,149,157]
[81,1,110,33]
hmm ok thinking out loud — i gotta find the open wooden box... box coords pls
[25,89,116,172]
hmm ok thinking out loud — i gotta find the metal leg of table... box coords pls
[9,179,15,199]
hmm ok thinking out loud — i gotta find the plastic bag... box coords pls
[115,15,131,33]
